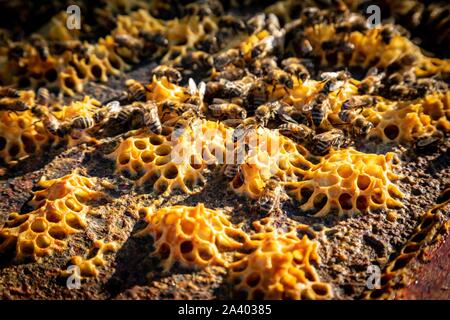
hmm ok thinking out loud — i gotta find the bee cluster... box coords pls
[0,0,449,300]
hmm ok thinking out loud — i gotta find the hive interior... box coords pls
[0,0,449,300]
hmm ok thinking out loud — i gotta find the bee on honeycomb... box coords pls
[228,128,315,199]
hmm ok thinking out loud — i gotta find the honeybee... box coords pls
[265,68,294,91]
[414,78,448,97]
[218,15,246,32]
[255,100,292,126]
[0,100,30,112]
[358,68,385,95]
[320,71,350,93]
[389,84,416,99]
[36,87,50,106]
[185,78,206,108]
[386,54,418,74]
[126,79,147,102]
[281,57,310,82]
[251,57,277,77]
[195,34,219,53]
[138,30,168,47]
[42,113,70,137]
[30,35,49,61]
[31,104,47,118]
[223,143,248,180]
[224,163,242,179]
[415,131,444,151]
[208,99,247,119]
[143,101,162,134]
[339,96,377,136]
[257,177,282,215]
[114,34,143,51]
[278,123,313,143]
[335,14,368,33]
[52,40,88,58]
[251,31,284,59]
[307,93,331,128]
[151,65,182,84]
[161,100,196,117]
[339,110,374,136]
[214,48,242,70]
[387,68,416,86]
[181,51,213,75]
[321,40,354,54]
[205,79,248,101]
[102,91,129,106]
[185,0,223,18]
[115,104,143,126]
[341,96,378,112]
[246,13,266,33]
[245,79,269,111]
[71,116,96,130]
[7,43,27,61]
[93,100,122,124]
[212,64,245,81]
[311,129,346,155]
[171,109,202,136]
[0,87,20,98]
[380,25,396,45]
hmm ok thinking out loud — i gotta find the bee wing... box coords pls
[302,101,314,112]
[106,100,121,114]
[188,78,197,96]
[198,81,206,101]
[232,124,248,142]
[278,109,298,124]
[320,71,337,81]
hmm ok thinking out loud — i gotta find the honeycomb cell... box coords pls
[229,232,332,300]
[286,148,404,217]
[0,173,104,261]
[136,203,249,272]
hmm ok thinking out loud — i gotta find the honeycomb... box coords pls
[228,128,315,199]
[229,231,332,300]
[66,240,119,278]
[363,92,450,143]
[0,90,51,166]
[136,203,249,272]
[106,119,231,193]
[0,173,104,261]
[0,94,101,168]
[303,22,450,78]
[285,148,404,217]
[0,0,448,301]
